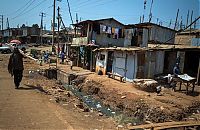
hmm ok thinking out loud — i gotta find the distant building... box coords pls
[19,25,40,43]
[3,28,21,42]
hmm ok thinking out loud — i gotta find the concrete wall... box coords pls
[57,70,71,84]
[150,26,175,44]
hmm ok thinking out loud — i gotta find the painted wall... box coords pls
[112,51,137,82]
[126,52,137,82]
[95,51,108,75]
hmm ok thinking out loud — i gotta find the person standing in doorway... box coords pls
[8,48,24,89]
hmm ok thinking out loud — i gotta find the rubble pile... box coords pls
[133,79,158,92]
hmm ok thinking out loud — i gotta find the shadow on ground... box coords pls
[19,84,47,93]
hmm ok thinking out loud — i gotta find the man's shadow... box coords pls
[18,84,47,93]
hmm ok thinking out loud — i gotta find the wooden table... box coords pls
[174,74,196,94]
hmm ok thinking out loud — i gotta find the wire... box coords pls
[11,0,37,20]
[66,0,74,24]
[73,0,119,12]
[6,0,34,16]
[10,0,48,21]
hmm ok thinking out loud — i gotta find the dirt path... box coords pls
[0,54,116,130]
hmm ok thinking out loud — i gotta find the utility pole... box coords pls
[0,15,3,30]
[6,18,9,29]
[6,18,10,38]
[76,13,78,23]
[75,13,78,37]
[40,12,46,44]
[174,9,179,30]
[52,0,56,51]
[57,6,60,54]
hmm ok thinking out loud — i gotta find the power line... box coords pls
[72,0,98,9]
[72,0,118,12]
[11,0,36,20]
[10,0,48,21]
[6,0,34,16]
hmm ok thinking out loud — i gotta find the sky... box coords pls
[0,0,199,30]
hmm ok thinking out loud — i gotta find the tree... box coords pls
[21,24,26,28]
[32,24,39,28]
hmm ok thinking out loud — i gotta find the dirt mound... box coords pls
[73,76,200,124]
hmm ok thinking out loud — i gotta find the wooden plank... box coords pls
[128,121,200,130]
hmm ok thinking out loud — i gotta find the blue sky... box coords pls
[0,0,199,30]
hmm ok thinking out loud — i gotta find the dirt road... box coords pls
[0,54,115,130]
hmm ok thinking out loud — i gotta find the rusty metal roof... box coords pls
[72,18,125,26]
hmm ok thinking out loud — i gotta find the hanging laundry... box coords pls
[115,28,119,39]
[102,25,107,33]
[100,24,105,33]
[121,29,124,38]
[112,27,115,34]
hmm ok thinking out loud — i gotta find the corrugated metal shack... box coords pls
[70,18,126,71]
[94,45,200,83]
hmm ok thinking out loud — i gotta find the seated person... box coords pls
[173,63,180,77]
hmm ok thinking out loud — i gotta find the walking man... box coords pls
[8,48,24,89]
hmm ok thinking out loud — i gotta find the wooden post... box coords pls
[197,58,200,85]
[174,9,179,30]
[186,10,189,27]
[190,10,193,33]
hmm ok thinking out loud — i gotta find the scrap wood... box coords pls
[128,121,200,130]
